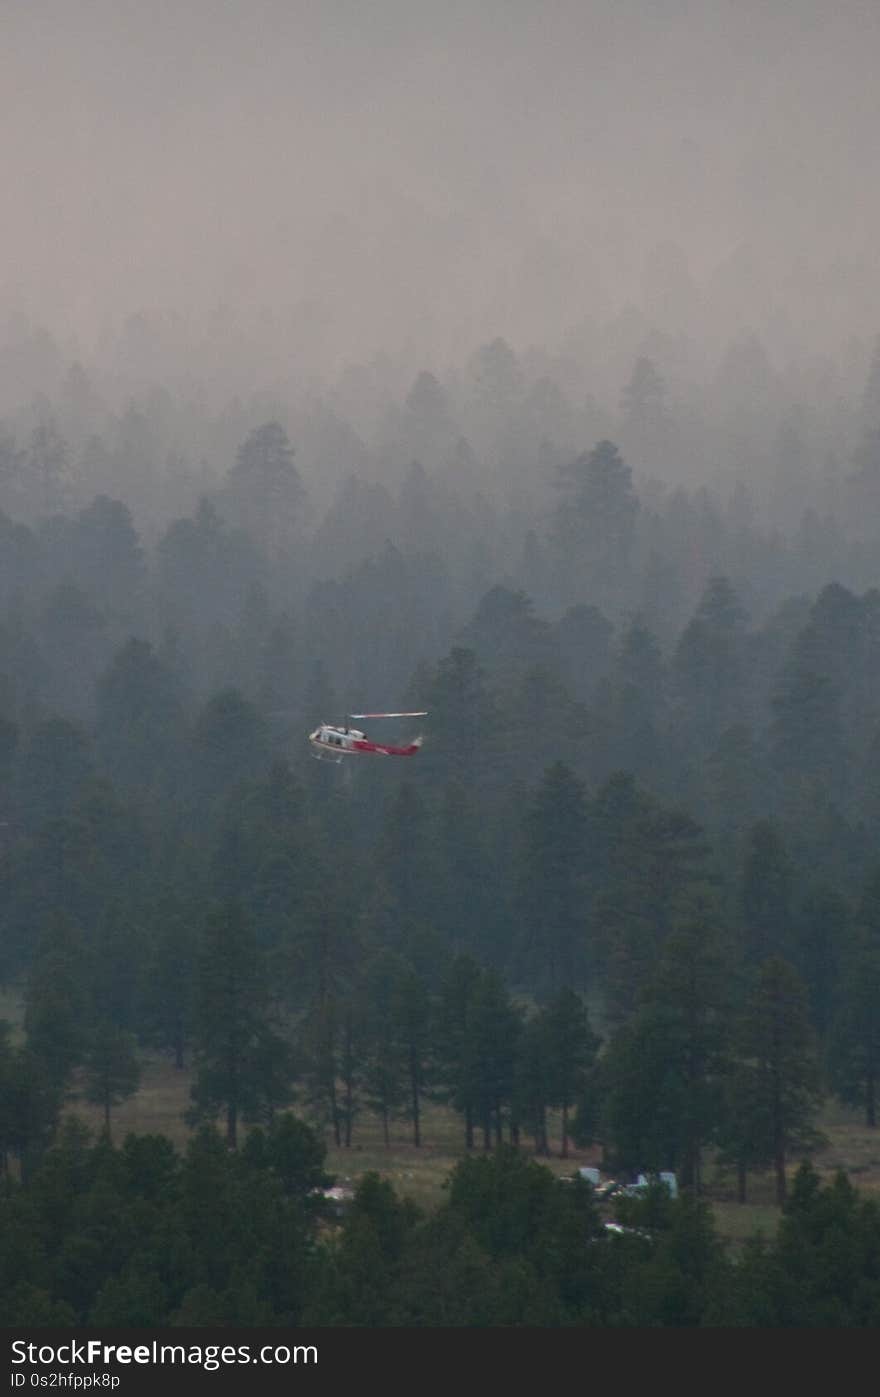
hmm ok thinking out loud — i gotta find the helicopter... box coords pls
[308,711,428,762]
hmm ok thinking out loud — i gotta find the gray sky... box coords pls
[3,0,880,373]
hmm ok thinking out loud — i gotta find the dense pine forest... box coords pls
[2,320,880,1326]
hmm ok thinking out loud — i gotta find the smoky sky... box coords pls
[3,0,880,374]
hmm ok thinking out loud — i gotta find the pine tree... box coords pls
[190,902,293,1147]
[517,763,590,996]
[715,1061,770,1204]
[598,794,714,1024]
[338,996,365,1147]
[596,617,668,780]
[373,783,436,942]
[794,885,848,1041]
[360,955,409,1148]
[739,958,824,1204]
[539,989,600,1157]
[2,1047,62,1180]
[141,899,198,1069]
[672,576,748,749]
[551,440,639,599]
[770,587,854,808]
[191,688,269,804]
[424,646,498,784]
[300,991,342,1147]
[83,1022,141,1138]
[465,971,523,1151]
[514,1013,552,1155]
[17,718,94,832]
[640,914,732,1189]
[28,415,70,515]
[435,779,497,961]
[826,867,880,1128]
[390,962,432,1148]
[604,912,730,1186]
[95,637,185,796]
[740,821,793,964]
[242,1111,331,1199]
[704,724,765,853]
[224,421,306,559]
[620,357,672,467]
[621,356,667,429]
[731,1162,880,1325]
[555,603,614,705]
[432,955,483,1150]
[604,1010,689,1177]
[827,931,880,1128]
[24,916,91,1092]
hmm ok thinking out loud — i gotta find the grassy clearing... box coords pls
[47,1050,880,1247]
[62,1056,602,1208]
[810,1114,880,1200]
[65,1056,194,1150]
[322,1105,601,1212]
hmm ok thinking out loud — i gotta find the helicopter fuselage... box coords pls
[308,724,423,760]
[309,725,364,758]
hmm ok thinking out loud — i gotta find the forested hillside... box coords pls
[2,325,880,1326]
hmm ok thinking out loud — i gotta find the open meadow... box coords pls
[59,1052,880,1247]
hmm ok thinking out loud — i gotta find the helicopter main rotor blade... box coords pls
[348,711,428,719]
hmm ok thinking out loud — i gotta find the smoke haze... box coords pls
[4,0,880,377]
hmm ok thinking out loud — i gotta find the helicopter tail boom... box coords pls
[351,734,423,757]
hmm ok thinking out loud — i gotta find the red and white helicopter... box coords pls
[309,711,428,762]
